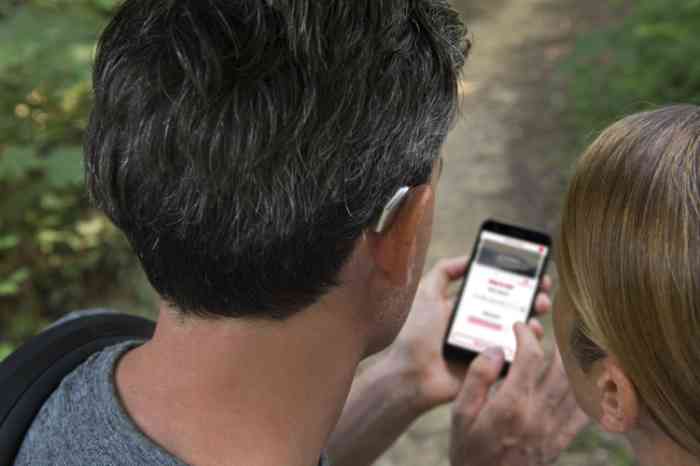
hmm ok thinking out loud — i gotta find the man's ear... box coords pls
[366,184,434,287]
[596,357,640,433]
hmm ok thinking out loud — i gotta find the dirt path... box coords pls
[376,1,634,465]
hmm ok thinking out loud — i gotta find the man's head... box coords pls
[86,0,467,331]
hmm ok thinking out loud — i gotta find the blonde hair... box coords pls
[558,105,700,455]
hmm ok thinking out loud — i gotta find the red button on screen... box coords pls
[468,316,502,331]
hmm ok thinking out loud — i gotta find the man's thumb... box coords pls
[452,347,504,428]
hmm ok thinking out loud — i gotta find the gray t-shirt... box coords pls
[15,340,329,466]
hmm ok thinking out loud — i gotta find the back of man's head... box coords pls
[85,0,468,319]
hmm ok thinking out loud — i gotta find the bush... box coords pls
[0,0,154,352]
[565,0,700,143]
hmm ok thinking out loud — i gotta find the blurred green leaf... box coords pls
[0,343,15,362]
[0,234,20,250]
[0,145,39,180]
[92,0,122,13]
[43,147,84,188]
[0,0,144,347]
[0,267,30,296]
[563,0,700,148]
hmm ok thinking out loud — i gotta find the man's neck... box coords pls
[115,299,368,466]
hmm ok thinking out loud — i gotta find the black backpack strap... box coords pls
[0,313,155,465]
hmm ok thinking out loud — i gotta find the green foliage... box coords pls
[564,0,700,143]
[0,342,14,362]
[0,0,153,346]
[560,6,699,461]
[568,427,638,466]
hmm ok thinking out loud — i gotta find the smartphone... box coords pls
[443,219,551,373]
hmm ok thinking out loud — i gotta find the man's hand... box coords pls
[328,257,567,466]
[387,256,550,411]
[450,324,589,466]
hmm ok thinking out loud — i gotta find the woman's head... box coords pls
[554,105,700,456]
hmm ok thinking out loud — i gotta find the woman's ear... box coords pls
[596,357,640,433]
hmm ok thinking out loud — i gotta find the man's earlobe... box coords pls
[597,359,639,433]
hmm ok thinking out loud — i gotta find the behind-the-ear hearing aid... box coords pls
[372,186,411,234]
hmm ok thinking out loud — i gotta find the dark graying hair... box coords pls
[85,0,469,319]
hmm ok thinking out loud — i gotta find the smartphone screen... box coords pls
[445,221,550,363]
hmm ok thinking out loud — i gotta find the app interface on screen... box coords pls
[447,230,548,362]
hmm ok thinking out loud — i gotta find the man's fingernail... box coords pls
[482,347,504,361]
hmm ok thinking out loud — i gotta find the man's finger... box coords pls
[503,323,545,393]
[552,397,590,451]
[537,350,571,413]
[564,406,590,437]
[540,274,552,292]
[528,318,545,340]
[534,292,552,316]
[442,256,470,279]
[553,388,583,423]
[422,256,469,296]
[453,347,505,430]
